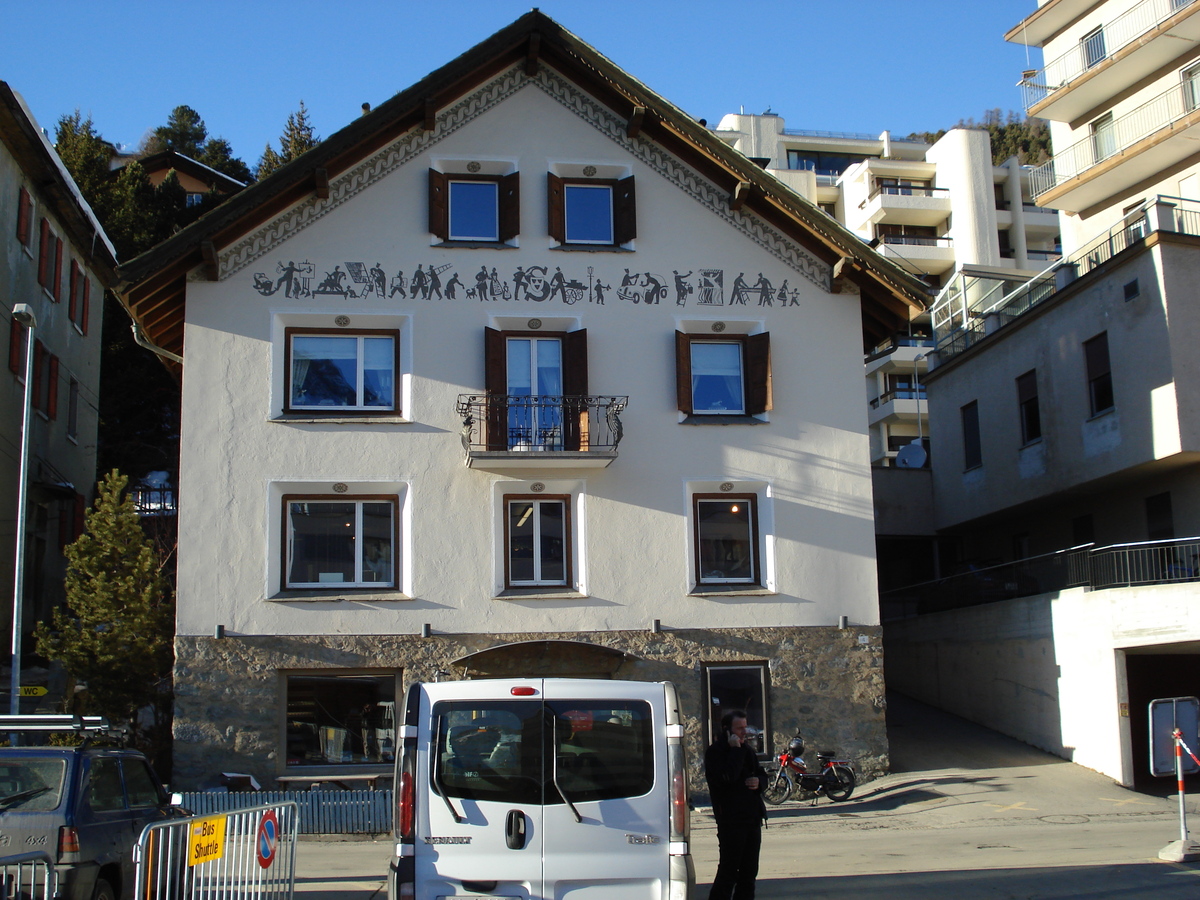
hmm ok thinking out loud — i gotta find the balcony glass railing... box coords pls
[880,234,953,248]
[1030,78,1200,198]
[1020,0,1198,110]
[868,184,950,201]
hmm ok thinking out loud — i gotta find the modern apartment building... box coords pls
[2,82,117,695]
[112,13,927,791]
[885,0,1200,789]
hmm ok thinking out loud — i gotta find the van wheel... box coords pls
[92,879,115,900]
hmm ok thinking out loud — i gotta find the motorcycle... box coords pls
[762,731,855,805]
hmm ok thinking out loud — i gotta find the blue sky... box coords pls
[4,1,1041,169]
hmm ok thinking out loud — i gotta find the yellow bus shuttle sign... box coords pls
[18,686,47,697]
[188,816,227,866]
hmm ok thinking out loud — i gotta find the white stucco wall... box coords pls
[175,68,881,641]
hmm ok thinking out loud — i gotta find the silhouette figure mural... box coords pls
[253,259,808,312]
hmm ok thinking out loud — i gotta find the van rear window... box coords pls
[431,699,653,805]
[0,759,67,811]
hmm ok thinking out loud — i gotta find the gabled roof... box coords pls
[114,11,929,367]
[126,149,247,193]
[0,81,118,282]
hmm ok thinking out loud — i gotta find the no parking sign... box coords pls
[256,809,279,869]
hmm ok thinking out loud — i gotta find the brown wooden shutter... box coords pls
[484,327,508,450]
[675,331,693,414]
[8,319,24,374]
[52,237,63,301]
[614,175,636,244]
[47,355,59,419]
[547,172,564,243]
[80,279,90,335]
[499,171,520,242]
[744,332,772,414]
[16,187,31,246]
[37,219,50,287]
[562,329,588,451]
[428,169,448,240]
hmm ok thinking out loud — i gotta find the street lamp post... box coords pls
[10,302,37,718]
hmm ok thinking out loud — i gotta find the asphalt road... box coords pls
[293,693,1200,898]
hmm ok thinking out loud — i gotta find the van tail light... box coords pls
[667,741,689,843]
[58,826,81,862]
[398,769,415,839]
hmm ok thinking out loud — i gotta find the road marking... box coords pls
[984,801,1038,812]
[1098,796,1155,807]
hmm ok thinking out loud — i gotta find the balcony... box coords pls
[868,388,927,427]
[875,233,956,275]
[456,394,628,470]
[1021,0,1200,120]
[1030,79,1200,211]
[860,184,951,227]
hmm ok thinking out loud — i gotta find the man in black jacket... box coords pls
[704,709,767,899]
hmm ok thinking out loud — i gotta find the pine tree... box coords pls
[198,136,254,184]
[907,110,1051,167]
[35,471,174,758]
[147,105,207,157]
[257,101,321,179]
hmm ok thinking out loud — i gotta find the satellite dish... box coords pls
[895,441,927,469]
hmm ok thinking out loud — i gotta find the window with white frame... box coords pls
[285,328,398,413]
[504,494,570,588]
[675,332,771,417]
[547,174,635,247]
[428,169,520,244]
[283,496,397,589]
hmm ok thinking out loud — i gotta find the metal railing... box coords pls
[456,394,628,455]
[1030,76,1200,197]
[1020,0,1197,110]
[882,537,1200,619]
[869,387,926,409]
[782,127,877,140]
[879,234,953,248]
[869,184,949,201]
[0,853,56,900]
[177,790,392,835]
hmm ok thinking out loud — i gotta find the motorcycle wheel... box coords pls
[762,767,793,805]
[824,765,856,802]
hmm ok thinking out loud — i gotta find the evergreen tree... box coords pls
[147,104,207,157]
[257,101,321,178]
[198,136,254,184]
[907,110,1051,167]
[35,471,174,760]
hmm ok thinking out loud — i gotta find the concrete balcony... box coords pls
[860,185,951,227]
[1021,0,1200,121]
[868,391,925,427]
[1030,81,1200,212]
[456,394,628,470]
[876,234,956,275]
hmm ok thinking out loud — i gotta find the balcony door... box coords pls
[1183,62,1200,113]
[1091,113,1116,163]
[484,328,588,451]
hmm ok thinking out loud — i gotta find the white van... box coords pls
[387,677,694,900]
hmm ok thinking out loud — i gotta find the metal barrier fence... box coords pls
[0,852,55,900]
[134,801,298,900]
[177,790,392,835]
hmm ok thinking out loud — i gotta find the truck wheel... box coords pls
[92,879,115,900]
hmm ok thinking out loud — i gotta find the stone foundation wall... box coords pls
[173,625,886,796]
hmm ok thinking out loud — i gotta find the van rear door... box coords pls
[419,680,546,898]
[542,680,667,899]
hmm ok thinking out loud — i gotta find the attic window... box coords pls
[429,169,520,244]
[548,173,635,248]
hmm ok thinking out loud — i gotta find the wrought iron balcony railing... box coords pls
[456,394,629,457]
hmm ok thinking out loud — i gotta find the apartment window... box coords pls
[504,494,570,588]
[961,400,982,470]
[675,332,771,417]
[548,174,635,247]
[28,341,57,419]
[702,662,769,754]
[283,496,397,589]
[1145,493,1175,541]
[285,329,398,413]
[16,187,32,248]
[1124,279,1140,301]
[1183,63,1200,113]
[694,493,759,585]
[1016,369,1041,445]
[484,328,588,450]
[1084,332,1114,415]
[185,193,205,208]
[1091,113,1116,163]
[1081,26,1106,69]
[428,170,519,243]
[285,672,397,768]
[67,378,80,440]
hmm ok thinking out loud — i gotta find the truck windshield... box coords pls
[0,759,67,811]
[431,699,653,805]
